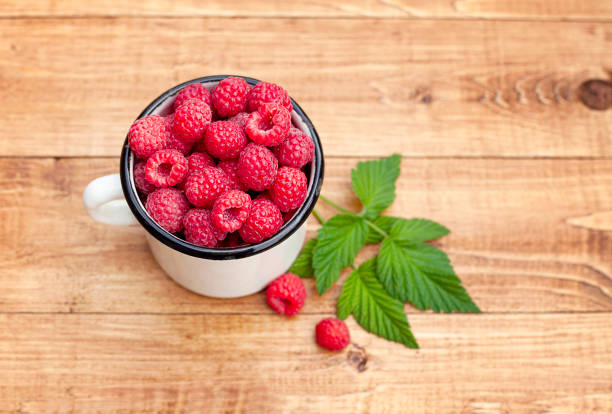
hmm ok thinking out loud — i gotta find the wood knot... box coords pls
[578,79,612,110]
[421,94,433,104]
[346,343,368,372]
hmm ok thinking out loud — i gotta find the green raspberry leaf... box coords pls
[366,217,449,244]
[351,154,401,219]
[313,214,368,295]
[389,218,450,242]
[289,238,318,278]
[337,256,377,320]
[377,237,480,313]
[337,269,359,320]
[337,258,418,348]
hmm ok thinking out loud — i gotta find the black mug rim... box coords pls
[120,75,324,260]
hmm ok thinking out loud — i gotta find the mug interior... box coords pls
[120,75,324,260]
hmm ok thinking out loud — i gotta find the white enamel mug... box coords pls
[83,75,324,298]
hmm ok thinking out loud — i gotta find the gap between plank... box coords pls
[0,311,610,316]
[4,155,612,161]
[0,14,611,24]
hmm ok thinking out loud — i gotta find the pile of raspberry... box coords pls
[129,77,314,248]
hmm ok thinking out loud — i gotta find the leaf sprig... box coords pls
[289,154,480,348]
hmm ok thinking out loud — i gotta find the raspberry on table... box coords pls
[245,103,290,147]
[217,160,247,191]
[270,166,308,212]
[212,76,251,118]
[266,273,306,316]
[183,209,226,247]
[237,143,278,191]
[173,98,212,143]
[145,149,189,188]
[238,198,283,243]
[227,112,250,128]
[274,127,314,169]
[211,190,252,232]
[173,83,212,110]
[128,115,168,159]
[315,318,350,351]
[187,152,216,174]
[247,81,292,113]
[184,167,230,208]
[204,121,247,160]
[134,161,156,195]
[145,187,190,233]
[164,115,193,155]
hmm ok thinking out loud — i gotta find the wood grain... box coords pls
[1,157,610,314]
[1,3,611,412]
[0,313,610,413]
[1,18,611,157]
[1,0,612,20]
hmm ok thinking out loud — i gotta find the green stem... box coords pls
[319,194,390,238]
[311,208,325,225]
[319,195,353,215]
[365,220,389,238]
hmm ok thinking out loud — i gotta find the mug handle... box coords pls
[83,173,138,225]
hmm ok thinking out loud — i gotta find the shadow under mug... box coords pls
[83,75,324,298]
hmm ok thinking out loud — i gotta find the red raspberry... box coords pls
[210,108,221,122]
[187,152,216,174]
[192,138,207,154]
[212,76,251,117]
[175,153,215,192]
[166,135,193,155]
[239,198,283,243]
[164,115,193,155]
[315,318,350,351]
[204,121,247,160]
[245,103,290,147]
[266,273,306,316]
[183,209,226,247]
[217,160,247,191]
[134,161,156,195]
[274,127,314,169]
[184,167,230,208]
[255,192,272,202]
[173,98,212,143]
[128,115,168,159]
[221,232,243,248]
[211,190,252,232]
[173,83,212,110]
[145,149,188,188]
[237,143,278,191]
[145,187,189,233]
[247,81,292,113]
[283,208,297,224]
[270,167,308,212]
[228,112,249,128]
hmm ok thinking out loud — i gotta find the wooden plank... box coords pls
[1,0,612,20]
[0,313,610,413]
[0,18,611,157]
[0,157,610,314]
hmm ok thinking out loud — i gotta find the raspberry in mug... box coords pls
[126,77,313,248]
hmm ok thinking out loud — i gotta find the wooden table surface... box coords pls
[1,1,612,413]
